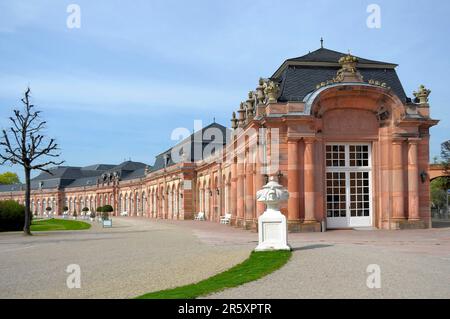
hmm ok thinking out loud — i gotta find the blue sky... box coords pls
[0,0,449,180]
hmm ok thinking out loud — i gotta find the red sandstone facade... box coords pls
[0,49,439,231]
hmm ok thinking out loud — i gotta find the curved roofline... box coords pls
[303,82,400,115]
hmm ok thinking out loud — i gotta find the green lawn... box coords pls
[136,250,292,299]
[31,218,91,231]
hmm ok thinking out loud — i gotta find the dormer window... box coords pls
[164,154,170,167]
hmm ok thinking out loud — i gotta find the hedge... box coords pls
[0,200,26,232]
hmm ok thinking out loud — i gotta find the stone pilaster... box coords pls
[287,139,301,230]
[392,139,406,220]
[304,138,317,223]
[408,139,420,221]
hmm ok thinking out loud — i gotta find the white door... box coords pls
[325,144,372,229]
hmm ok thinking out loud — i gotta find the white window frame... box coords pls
[325,143,373,229]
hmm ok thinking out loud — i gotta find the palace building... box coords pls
[0,46,439,231]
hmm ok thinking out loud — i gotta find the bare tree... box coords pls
[0,88,64,235]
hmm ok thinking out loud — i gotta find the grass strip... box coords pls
[31,218,91,231]
[136,250,291,299]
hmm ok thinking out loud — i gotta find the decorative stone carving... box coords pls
[315,53,364,89]
[237,102,246,127]
[413,85,431,105]
[246,91,255,120]
[256,78,266,104]
[255,177,291,252]
[368,79,389,89]
[377,105,390,121]
[334,53,364,83]
[264,80,280,104]
[231,111,238,130]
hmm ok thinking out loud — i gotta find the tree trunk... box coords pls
[23,168,32,236]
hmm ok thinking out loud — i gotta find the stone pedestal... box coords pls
[255,178,291,252]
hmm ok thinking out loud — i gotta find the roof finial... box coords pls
[320,37,324,48]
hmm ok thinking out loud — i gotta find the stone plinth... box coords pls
[255,178,291,252]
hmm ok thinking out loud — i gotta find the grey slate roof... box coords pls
[151,122,230,172]
[0,161,150,192]
[272,48,407,103]
[283,48,396,66]
[121,168,146,181]
[277,66,407,102]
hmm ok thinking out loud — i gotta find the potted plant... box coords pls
[96,206,103,222]
[62,206,69,219]
[102,205,113,228]
[82,207,89,219]
[45,206,52,218]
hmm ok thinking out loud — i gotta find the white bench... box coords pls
[194,212,205,221]
[220,213,232,224]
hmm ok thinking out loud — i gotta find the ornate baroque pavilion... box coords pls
[0,47,439,231]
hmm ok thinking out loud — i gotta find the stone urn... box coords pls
[255,177,291,251]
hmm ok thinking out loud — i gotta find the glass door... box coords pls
[326,144,372,228]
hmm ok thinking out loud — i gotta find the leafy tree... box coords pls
[441,140,450,173]
[0,88,64,235]
[0,172,20,185]
[431,177,449,214]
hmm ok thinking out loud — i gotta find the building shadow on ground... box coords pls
[432,220,450,229]
[291,244,333,252]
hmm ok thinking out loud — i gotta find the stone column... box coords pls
[245,154,254,228]
[255,143,265,218]
[237,161,245,226]
[408,139,420,220]
[304,138,317,223]
[287,139,300,222]
[230,159,237,220]
[392,140,406,220]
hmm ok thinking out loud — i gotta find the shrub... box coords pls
[46,207,52,212]
[101,211,109,220]
[82,207,89,212]
[96,206,103,217]
[102,205,113,213]
[90,211,96,219]
[63,206,69,212]
[101,205,113,220]
[0,200,26,232]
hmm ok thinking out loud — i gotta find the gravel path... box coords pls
[0,217,251,299]
[2,217,449,299]
[206,228,450,299]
